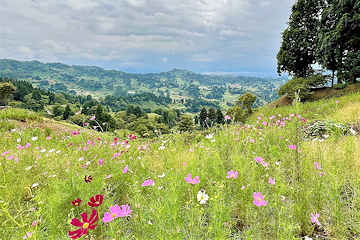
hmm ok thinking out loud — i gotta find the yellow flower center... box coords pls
[231,174,234,178]
[75,202,78,206]
[86,177,89,181]
[201,196,204,200]
[257,198,261,202]
[112,213,116,218]
[82,222,89,229]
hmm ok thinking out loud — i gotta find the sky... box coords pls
[0,0,296,77]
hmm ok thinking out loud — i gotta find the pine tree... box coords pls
[63,105,71,120]
[216,109,224,125]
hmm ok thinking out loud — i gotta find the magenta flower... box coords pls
[184,174,200,185]
[8,155,14,160]
[254,157,263,163]
[226,170,238,179]
[253,192,267,207]
[268,177,275,185]
[25,143,31,148]
[98,159,104,166]
[262,121,267,126]
[2,151,9,156]
[189,149,194,152]
[225,115,231,120]
[142,179,155,187]
[103,204,132,223]
[311,213,321,226]
[90,115,96,121]
[122,165,129,173]
[314,162,322,169]
[85,122,88,126]
[46,136,51,140]
[289,145,297,150]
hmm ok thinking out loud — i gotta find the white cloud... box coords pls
[161,57,168,63]
[0,0,297,76]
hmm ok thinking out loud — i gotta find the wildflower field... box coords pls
[1,92,360,239]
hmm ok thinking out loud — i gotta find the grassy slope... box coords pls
[0,91,360,239]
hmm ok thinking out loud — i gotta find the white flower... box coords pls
[86,161,91,165]
[205,134,213,139]
[318,139,325,142]
[211,139,216,142]
[32,137,38,141]
[350,128,356,135]
[32,183,39,188]
[17,138,21,143]
[158,146,165,150]
[158,186,163,190]
[56,150,61,154]
[78,157,84,161]
[197,190,209,204]
[312,138,318,142]
[49,149,55,153]
[25,166,32,170]
[323,135,329,138]
[275,161,280,166]
[137,156,141,160]
[304,236,313,240]
[158,173,165,178]
[40,149,46,153]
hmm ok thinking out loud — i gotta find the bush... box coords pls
[278,74,328,100]
[333,83,348,89]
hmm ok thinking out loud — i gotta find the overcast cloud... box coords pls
[0,0,295,77]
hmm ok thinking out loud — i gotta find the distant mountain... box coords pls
[0,59,287,108]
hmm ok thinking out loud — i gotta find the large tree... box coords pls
[0,82,16,106]
[277,0,325,78]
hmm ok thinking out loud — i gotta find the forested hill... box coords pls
[0,59,287,108]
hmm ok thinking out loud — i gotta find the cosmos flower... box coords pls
[141,179,155,187]
[226,170,238,179]
[71,198,82,207]
[185,174,200,185]
[103,204,132,223]
[84,175,92,183]
[68,209,98,239]
[268,177,275,185]
[253,192,267,207]
[88,195,104,207]
[311,213,321,226]
[197,189,209,204]
[122,165,129,173]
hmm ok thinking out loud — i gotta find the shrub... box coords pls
[333,83,348,89]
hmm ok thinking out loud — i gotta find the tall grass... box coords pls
[0,93,360,239]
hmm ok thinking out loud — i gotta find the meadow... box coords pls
[1,92,360,239]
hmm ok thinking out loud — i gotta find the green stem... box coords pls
[0,204,25,227]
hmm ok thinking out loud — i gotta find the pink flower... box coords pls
[336,100,339,103]
[182,162,186,166]
[268,177,275,185]
[189,149,194,152]
[25,143,31,148]
[250,139,254,143]
[2,151,9,156]
[46,136,51,140]
[262,121,267,126]
[311,213,321,226]
[98,159,104,166]
[184,174,200,185]
[241,185,245,189]
[106,174,112,178]
[142,179,155,187]
[257,116,261,120]
[301,118,306,123]
[122,165,129,173]
[32,221,37,227]
[90,115,96,121]
[226,170,238,179]
[281,196,286,202]
[254,157,263,163]
[8,155,14,160]
[103,204,132,223]
[289,145,297,150]
[225,115,231,120]
[314,162,321,169]
[253,192,267,207]
[85,122,88,126]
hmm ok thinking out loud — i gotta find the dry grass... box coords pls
[328,102,360,124]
